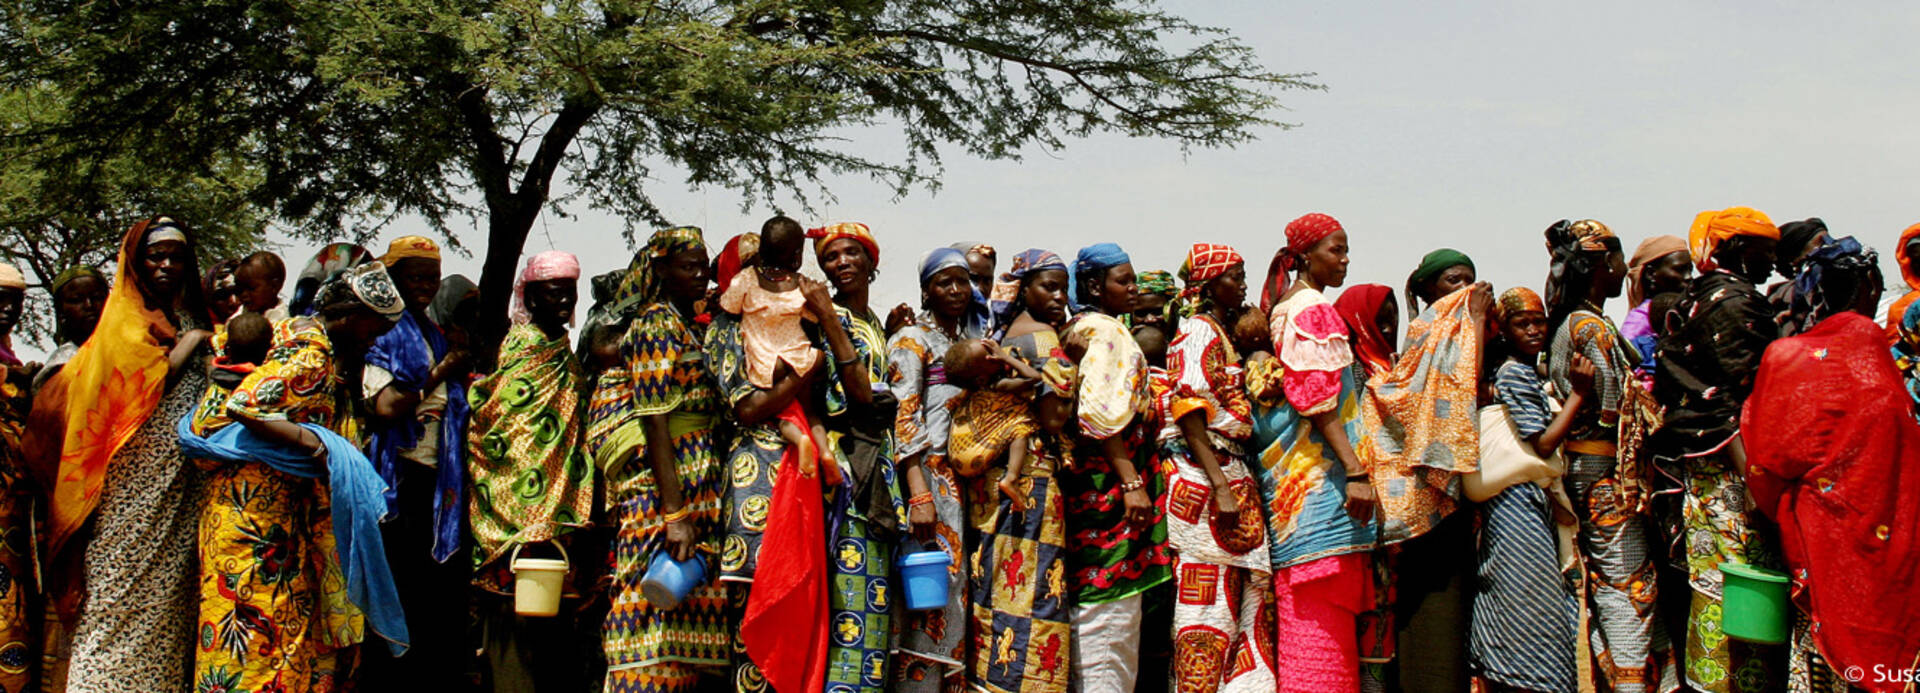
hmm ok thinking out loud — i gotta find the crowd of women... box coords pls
[0,207,1913,693]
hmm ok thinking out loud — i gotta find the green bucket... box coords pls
[1720,562,1791,645]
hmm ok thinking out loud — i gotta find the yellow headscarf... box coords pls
[1688,206,1778,272]
[381,235,441,266]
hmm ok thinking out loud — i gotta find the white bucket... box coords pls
[509,541,571,617]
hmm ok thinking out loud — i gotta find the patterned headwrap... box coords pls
[0,262,23,291]
[1626,235,1689,307]
[1543,219,1621,324]
[1071,243,1131,309]
[1177,243,1244,304]
[1789,236,1879,330]
[381,235,441,266]
[611,226,706,315]
[292,243,376,316]
[50,265,107,298]
[511,250,581,325]
[1136,270,1177,298]
[1265,213,1344,312]
[989,248,1067,322]
[1688,206,1778,272]
[713,233,760,296]
[315,261,405,320]
[1406,248,1476,312]
[950,242,995,263]
[1491,286,1547,327]
[808,222,878,265]
[141,216,188,246]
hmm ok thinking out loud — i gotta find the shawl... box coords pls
[177,416,409,655]
[1653,271,1777,454]
[364,309,469,562]
[739,423,831,693]
[426,274,478,327]
[38,219,179,554]
[1743,311,1920,690]
[1357,287,1482,544]
[290,243,375,316]
[1333,283,1397,378]
[1627,235,1689,307]
[1688,206,1778,273]
[466,324,590,570]
[1885,222,1920,342]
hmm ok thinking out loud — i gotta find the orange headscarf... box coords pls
[1884,223,1920,341]
[1687,206,1778,273]
[33,219,183,555]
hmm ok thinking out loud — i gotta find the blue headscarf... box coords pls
[1790,236,1877,330]
[991,248,1069,326]
[1071,243,1131,310]
[921,248,991,337]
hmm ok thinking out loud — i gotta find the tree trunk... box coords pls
[476,196,536,372]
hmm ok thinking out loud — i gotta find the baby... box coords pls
[946,338,1077,511]
[234,251,289,321]
[720,216,838,485]
[211,311,272,392]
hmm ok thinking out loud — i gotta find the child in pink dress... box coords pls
[720,217,839,484]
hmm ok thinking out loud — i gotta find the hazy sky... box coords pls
[27,2,1920,356]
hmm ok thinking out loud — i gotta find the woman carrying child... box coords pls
[1161,243,1276,692]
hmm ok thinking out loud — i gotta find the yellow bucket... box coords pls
[510,541,571,617]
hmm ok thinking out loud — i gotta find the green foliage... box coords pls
[1,0,1316,347]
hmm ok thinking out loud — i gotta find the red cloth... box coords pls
[1333,284,1396,379]
[1743,311,1920,691]
[739,411,830,693]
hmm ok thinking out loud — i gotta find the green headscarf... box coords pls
[50,265,107,298]
[1406,248,1475,309]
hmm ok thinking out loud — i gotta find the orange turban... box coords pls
[1688,206,1778,272]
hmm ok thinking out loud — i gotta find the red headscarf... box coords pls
[1744,311,1920,689]
[1263,213,1345,313]
[713,233,761,296]
[1178,243,1244,303]
[1334,284,1397,378]
[806,222,879,265]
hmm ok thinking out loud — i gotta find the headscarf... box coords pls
[610,226,706,315]
[426,274,479,327]
[1491,286,1547,327]
[1177,243,1244,304]
[291,243,376,316]
[1334,283,1397,378]
[38,218,191,554]
[1774,218,1828,279]
[511,250,581,325]
[50,265,107,299]
[1136,270,1177,299]
[314,261,406,320]
[1627,235,1689,306]
[950,242,995,261]
[1405,248,1475,312]
[1070,242,1131,310]
[714,233,761,297]
[381,235,441,266]
[989,248,1067,324]
[808,222,878,265]
[1543,219,1620,328]
[1688,206,1779,273]
[1788,236,1878,330]
[0,262,24,290]
[201,258,240,320]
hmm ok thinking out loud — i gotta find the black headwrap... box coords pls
[1543,219,1623,334]
[1775,218,1828,279]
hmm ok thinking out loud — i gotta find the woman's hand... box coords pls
[1209,480,1240,529]
[908,501,939,543]
[663,514,698,563]
[1467,281,1494,318]
[1122,485,1155,530]
[1344,479,1378,525]
[885,303,916,334]
[799,276,835,321]
[1568,352,1597,398]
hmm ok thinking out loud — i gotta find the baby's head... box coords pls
[584,320,628,375]
[1034,391,1074,436]
[235,251,287,314]
[943,339,1002,389]
[758,215,805,273]
[1230,306,1271,357]
[224,311,273,366]
[1649,291,1685,338]
[1131,323,1168,369]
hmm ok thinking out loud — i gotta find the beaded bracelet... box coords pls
[1119,476,1146,493]
[908,491,936,508]
[661,506,691,524]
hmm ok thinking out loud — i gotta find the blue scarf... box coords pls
[176,415,410,656]
[1071,242,1132,311]
[364,310,470,563]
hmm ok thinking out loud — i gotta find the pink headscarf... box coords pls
[511,250,581,325]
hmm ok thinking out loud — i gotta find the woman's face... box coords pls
[1597,250,1628,299]
[1205,262,1248,311]
[330,309,397,355]
[389,258,443,312]
[965,252,994,300]
[1091,263,1138,315]
[1719,236,1778,285]
[56,275,108,343]
[1645,250,1693,297]
[0,288,20,336]
[140,239,191,299]
[1304,230,1351,288]
[208,286,242,323]
[1021,268,1070,324]
[524,278,578,333]
[818,238,872,293]
[925,266,973,321]
[1375,296,1399,350]
[1131,293,1168,329]
[660,247,710,304]
[1427,264,1475,301]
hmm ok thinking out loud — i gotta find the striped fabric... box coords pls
[1470,483,1578,692]
[1493,360,1551,439]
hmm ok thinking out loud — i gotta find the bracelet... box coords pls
[661,506,691,524]
[1119,476,1146,493]
[835,352,860,368]
[908,492,935,508]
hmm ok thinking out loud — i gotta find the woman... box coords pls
[1247,213,1377,692]
[1061,242,1170,691]
[886,247,984,692]
[593,227,731,691]
[33,265,110,393]
[1892,302,1920,416]
[36,216,211,691]
[1747,238,1918,693]
[1332,283,1397,379]
[360,236,473,688]
[1543,219,1680,693]
[1884,223,1920,342]
[203,258,244,325]
[1766,219,1831,337]
[1404,248,1477,316]
[1621,235,1692,385]
[1655,206,1784,693]
[187,260,405,692]
[290,243,377,317]
[965,247,1074,693]
[466,250,595,691]
[810,222,907,692]
[1162,244,1275,691]
[1131,269,1178,333]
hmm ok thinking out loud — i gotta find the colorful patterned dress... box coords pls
[191,317,360,693]
[466,323,594,592]
[0,374,33,692]
[595,302,729,692]
[1158,314,1275,693]
[1248,288,1376,693]
[885,315,971,693]
[1549,308,1679,693]
[819,305,906,693]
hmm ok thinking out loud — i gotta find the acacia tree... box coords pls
[1,0,1317,352]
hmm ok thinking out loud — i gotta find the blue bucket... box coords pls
[641,551,706,610]
[898,549,952,611]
